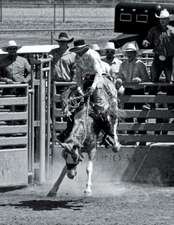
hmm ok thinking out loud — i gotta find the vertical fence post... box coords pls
[28,66,35,184]
[39,62,46,184]
[63,0,65,23]
[46,59,51,179]
[50,31,53,45]
[53,0,56,33]
[0,0,2,22]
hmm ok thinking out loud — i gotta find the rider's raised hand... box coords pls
[87,86,95,96]
[115,78,123,90]
[142,39,150,48]
[77,86,84,96]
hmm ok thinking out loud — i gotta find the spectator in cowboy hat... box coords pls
[0,40,31,84]
[142,8,174,83]
[50,32,75,83]
[50,32,76,142]
[118,41,150,145]
[0,40,31,125]
[142,8,174,132]
[102,42,122,84]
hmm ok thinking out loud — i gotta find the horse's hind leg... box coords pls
[84,160,93,195]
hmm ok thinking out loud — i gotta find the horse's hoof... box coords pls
[112,143,121,153]
[47,192,57,197]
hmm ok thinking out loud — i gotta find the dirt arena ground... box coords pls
[0,182,174,225]
[1,144,174,225]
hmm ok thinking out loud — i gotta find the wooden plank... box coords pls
[0,84,28,88]
[33,79,40,86]
[33,120,40,127]
[54,94,61,103]
[55,122,67,131]
[0,125,28,134]
[122,109,174,118]
[54,108,64,117]
[124,82,174,87]
[54,81,76,86]
[0,148,27,152]
[119,144,174,151]
[120,95,174,103]
[0,136,27,146]
[118,123,174,131]
[118,134,174,142]
[0,112,28,121]
[0,97,28,106]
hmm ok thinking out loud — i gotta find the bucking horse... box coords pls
[47,76,121,197]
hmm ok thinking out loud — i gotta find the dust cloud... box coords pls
[47,151,127,198]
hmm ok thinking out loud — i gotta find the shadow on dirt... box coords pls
[0,199,86,211]
[0,185,27,193]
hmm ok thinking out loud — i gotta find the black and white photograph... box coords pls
[0,0,174,224]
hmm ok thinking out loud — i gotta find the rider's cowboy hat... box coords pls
[122,42,139,52]
[69,39,89,52]
[54,32,74,43]
[155,8,170,19]
[103,42,115,51]
[91,43,100,51]
[2,40,21,52]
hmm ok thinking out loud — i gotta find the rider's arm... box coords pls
[90,54,103,90]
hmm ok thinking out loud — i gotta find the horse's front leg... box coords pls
[84,160,93,195]
[84,147,96,195]
[112,118,121,152]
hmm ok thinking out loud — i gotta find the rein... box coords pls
[67,95,85,110]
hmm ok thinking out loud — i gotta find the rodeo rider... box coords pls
[69,39,120,152]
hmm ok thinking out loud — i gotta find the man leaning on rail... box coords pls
[49,32,76,142]
[117,42,150,146]
[0,40,31,126]
[0,40,31,85]
[143,8,174,134]
[142,8,174,112]
[49,32,76,84]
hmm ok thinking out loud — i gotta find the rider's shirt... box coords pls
[51,48,76,82]
[74,48,104,90]
[101,60,110,75]
[118,58,149,83]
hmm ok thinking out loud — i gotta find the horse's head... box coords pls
[61,143,83,179]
